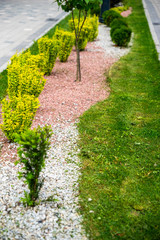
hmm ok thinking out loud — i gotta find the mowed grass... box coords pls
[78,0,160,239]
[0,70,8,101]
[0,12,73,101]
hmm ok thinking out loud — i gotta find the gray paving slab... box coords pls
[0,0,68,72]
[143,0,160,59]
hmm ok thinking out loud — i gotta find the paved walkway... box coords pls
[143,0,160,59]
[0,0,68,72]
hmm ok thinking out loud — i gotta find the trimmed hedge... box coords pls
[38,37,59,75]
[54,28,75,62]
[110,18,128,38]
[7,53,46,99]
[0,94,40,141]
[102,9,123,27]
[1,50,46,141]
[111,25,132,47]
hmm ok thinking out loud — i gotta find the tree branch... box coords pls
[77,10,87,41]
[72,10,78,41]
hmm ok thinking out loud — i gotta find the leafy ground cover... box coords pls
[78,0,160,239]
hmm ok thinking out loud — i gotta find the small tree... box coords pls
[55,0,102,82]
[14,125,53,206]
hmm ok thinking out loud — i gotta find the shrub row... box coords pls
[0,15,98,141]
[8,51,46,98]
[102,8,132,47]
[0,31,74,140]
[0,51,45,141]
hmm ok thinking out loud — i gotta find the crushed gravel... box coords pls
[0,22,132,240]
[95,24,132,59]
[0,123,87,240]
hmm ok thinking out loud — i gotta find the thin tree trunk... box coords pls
[72,9,87,82]
[75,39,81,82]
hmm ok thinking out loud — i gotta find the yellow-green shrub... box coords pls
[28,53,48,74]
[7,58,46,99]
[69,16,98,50]
[10,51,47,73]
[0,94,40,141]
[38,37,59,75]
[69,18,91,51]
[110,6,129,14]
[85,15,99,42]
[54,28,74,62]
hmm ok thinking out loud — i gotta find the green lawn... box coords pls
[0,70,8,101]
[78,0,160,239]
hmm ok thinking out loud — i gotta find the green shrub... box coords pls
[111,25,132,47]
[14,125,53,206]
[0,94,40,141]
[110,18,128,38]
[7,56,46,99]
[90,2,101,16]
[102,9,123,27]
[38,37,59,75]
[54,28,75,62]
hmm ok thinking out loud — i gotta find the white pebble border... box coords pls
[95,24,132,59]
[0,24,132,240]
[0,123,87,240]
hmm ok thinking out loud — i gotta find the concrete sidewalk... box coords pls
[0,0,68,72]
[143,0,160,59]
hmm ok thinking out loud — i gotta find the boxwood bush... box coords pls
[111,25,132,47]
[110,18,128,38]
[102,9,123,27]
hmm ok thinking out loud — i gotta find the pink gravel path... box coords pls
[32,42,117,127]
[0,41,117,163]
[121,8,132,18]
[0,6,133,163]
[0,5,132,162]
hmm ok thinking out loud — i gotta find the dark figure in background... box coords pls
[99,0,110,23]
